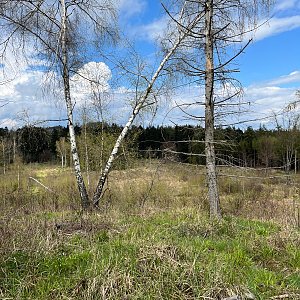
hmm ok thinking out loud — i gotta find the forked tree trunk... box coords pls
[60,0,89,209]
[93,35,186,206]
[204,0,221,219]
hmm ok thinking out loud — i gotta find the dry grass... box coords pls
[1,161,299,226]
[0,161,299,299]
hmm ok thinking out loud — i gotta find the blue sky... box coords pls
[120,0,300,82]
[1,0,300,129]
[238,25,300,85]
[119,0,300,128]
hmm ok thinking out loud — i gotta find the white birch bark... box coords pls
[2,139,5,175]
[13,136,16,162]
[60,0,89,209]
[83,107,90,187]
[93,35,186,206]
[295,150,297,174]
[204,0,221,219]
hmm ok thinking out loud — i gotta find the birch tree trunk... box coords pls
[93,90,105,174]
[93,36,185,206]
[13,136,16,162]
[83,107,90,188]
[295,149,297,174]
[2,140,5,175]
[60,0,89,209]
[204,0,221,219]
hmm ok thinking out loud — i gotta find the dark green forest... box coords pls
[1,124,299,172]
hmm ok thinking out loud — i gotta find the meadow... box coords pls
[0,161,299,299]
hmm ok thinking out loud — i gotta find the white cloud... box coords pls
[117,0,147,19]
[245,85,296,107]
[156,71,300,128]
[0,118,17,128]
[142,17,168,42]
[249,16,300,41]
[0,60,117,128]
[132,16,168,42]
[267,71,300,85]
[274,0,298,11]
[0,69,64,128]
[71,61,111,105]
[240,85,297,127]
[227,71,300,127]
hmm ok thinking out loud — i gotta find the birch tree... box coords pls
[92,6,204,206]
[0,0,117,209]
[71,61,112,178]
[165,0,272,219]
[0,0,200,210]
[56,137,68,168]
[274,102,300,175]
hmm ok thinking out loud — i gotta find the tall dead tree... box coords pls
[0,0,117,209]
[204,0,220,218]
[165,0,272,219]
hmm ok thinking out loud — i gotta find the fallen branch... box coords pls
[218,173,291,180]
[270,294,300,299]
[28,177,55,193]
[222,296,241,300]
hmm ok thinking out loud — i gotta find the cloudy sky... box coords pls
[1,0,300,129]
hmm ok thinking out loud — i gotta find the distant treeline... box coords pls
[0,123,299,171]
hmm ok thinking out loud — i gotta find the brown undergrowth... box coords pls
[0,162,299,299]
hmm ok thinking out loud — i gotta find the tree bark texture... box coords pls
[204,0,221,219]
[60,0,89,209]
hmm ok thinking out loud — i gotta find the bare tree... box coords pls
[0,0,117,209]
[204,0,221,218]
[71,61,112,179]
[164,0,272,219]
[92,6,204,206]
[274,102,300,176]
[1,137,6,174]
[0,0,195,210]
[56,137,68,168]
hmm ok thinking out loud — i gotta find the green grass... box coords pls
[0,209,299,299]
[0,163,299,299]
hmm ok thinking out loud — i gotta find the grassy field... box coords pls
[0,162,299,299]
